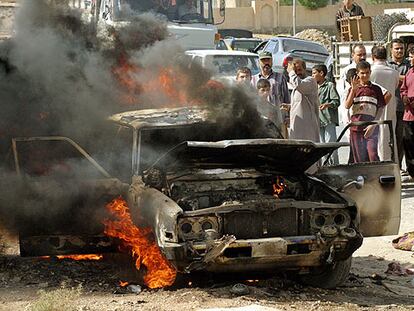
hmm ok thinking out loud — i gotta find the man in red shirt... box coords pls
[345,61,390,163]
[400,47,414,178]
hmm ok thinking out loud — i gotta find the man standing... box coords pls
[400,48,414,179]
[287,58,320,142]
[251,51,290,107]
[252,51,291,138]
[340,44,367,82]
[338,44,366,124]
[388,38,411,169]
[336,0,365,32]
[370,46,399,162]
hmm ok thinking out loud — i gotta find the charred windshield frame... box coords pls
[113,0,214,24]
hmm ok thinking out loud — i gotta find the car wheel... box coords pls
[300,257,352,289]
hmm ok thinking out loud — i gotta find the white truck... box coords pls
[331,21,414,79]
[73,0,224,50]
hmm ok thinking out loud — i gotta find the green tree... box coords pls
[298,0,329,10]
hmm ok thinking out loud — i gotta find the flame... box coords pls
[40,254,103,260]
[103,197,177,289]
[56,254,103,260]
[112,55,142,106]
[272,176,287,198]
[119,280,129,287]
[112,55,191,107]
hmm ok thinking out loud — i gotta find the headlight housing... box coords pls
[310,209,351,231]
[178,216,220,241]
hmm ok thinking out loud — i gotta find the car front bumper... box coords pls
[162,232,363,273]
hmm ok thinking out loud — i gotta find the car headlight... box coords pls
[311,209,351,230]
[178,216,219,241]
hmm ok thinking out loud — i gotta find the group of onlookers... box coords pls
[234,39,414,179]
[338,40,414,178]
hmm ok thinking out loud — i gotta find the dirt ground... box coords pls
[0,184,413,311]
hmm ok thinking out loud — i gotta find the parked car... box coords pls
[254,36,330,73]
[218,29,253,39]
[185,50,260,80]
[216,38,263,52]
[15,107,400,289]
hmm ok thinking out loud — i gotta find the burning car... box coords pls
[14,107,400,289]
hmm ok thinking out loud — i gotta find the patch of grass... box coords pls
[29,284,82,311]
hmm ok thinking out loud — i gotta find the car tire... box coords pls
[300,257,352,289]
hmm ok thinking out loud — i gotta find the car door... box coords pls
[12,136,128,256]
[316,120,401,237]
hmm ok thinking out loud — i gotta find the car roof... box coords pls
[269,36,324,44]
[224,38,262,41]
[109,107,209,130]
[185,50,259,57]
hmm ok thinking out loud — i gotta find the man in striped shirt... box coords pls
[345,61,391,163]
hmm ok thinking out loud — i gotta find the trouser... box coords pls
[320,123,339,165]
[349,129,379,163]
[396,111,405,167]
[403,121,414,178]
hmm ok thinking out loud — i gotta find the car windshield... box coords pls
[282,39,328,55]
[231,40,262,52]
[115,0,214,24]
[205,55,260,76]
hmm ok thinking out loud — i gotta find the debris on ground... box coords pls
[199,305,281,311]
[229,284,250,296]
[385,261,414,276]
[393,232,414,251]
[127,284,142,294]
[294,29,332,52]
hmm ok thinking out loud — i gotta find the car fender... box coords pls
[127,176,183,246]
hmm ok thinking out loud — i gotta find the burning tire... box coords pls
[300,257,352,289]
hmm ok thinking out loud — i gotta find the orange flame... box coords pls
[103,197,177,289]
[56,254,103,260]
[119,280,129,287]
[40,254,103,261]
[272,176,286,198]
[112,55,191,108]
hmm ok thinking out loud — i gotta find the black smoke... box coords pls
[0,0,267,240]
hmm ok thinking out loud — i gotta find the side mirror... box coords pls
[219,0,225,17]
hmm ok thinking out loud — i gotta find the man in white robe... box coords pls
[287,58,320,142]
[371,46,399,161]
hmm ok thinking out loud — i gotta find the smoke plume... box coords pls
[0,0,267,239]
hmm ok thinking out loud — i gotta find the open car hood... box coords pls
[151,139,347,174]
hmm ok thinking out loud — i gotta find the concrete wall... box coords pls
[0,2,16,35]
[216,1,414,34]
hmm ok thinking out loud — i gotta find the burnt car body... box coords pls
[14,107,401,288]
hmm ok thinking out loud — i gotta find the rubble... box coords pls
[385,262,414,276]
[294,29,332,52]
[127,284,142,294]
[229,284,250,296]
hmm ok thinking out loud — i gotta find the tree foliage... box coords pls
[298,0,329,10]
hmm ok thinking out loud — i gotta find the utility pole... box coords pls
[292,0,296,35]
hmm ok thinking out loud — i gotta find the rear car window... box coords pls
[282,40,328,55]
[205,55,260,75]
[264,40,279,53]
[231,40,262,52]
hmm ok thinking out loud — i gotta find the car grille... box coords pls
[223,208,311,239]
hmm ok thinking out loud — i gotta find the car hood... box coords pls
[150,139,347,174]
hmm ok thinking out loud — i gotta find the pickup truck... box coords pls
[331,22,414,79]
